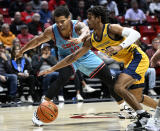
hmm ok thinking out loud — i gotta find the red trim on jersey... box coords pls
[89,62,105,78]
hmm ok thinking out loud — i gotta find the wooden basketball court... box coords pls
[0,102,155,131]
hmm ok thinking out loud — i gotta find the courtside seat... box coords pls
[138,26,157,41]
[146,15,159,25]
[140,36,151,45]
[0,8,8,16]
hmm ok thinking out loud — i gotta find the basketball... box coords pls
[37,101,58,123]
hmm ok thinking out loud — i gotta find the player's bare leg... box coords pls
[114,73,151,130]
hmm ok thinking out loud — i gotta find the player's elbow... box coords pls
[135,31,141,40]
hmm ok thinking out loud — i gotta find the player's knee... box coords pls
[135,94,143,103]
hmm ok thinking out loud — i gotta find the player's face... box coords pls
[87,13,96,30]
[55,16,71,31]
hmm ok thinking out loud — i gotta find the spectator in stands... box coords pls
[149,0,160,15]
[21,2,35,24]
[146,38,160,60]
[138,0,150,15]
[17,25,34,47]
[30,0,42,13]
[125,0,146,26]
[39,1,51,24]
[116,0,130,16]
[48,0,66,11]
[10,12,25,36]
[28,13,43,35]
[100,0,119,16]
[108,10,120,24]
[9,0,25,17]
[0,42,18,103]
[145,38,160,95]
[0,24,16,48]
[10,44,37,102]
[85,0,99,9]
[0,14,4,32]
[76,0,87,20]
[32,43,59,97]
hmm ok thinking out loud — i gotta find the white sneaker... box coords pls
[58,95,64,102]
[83,85,96,93]
[41,95,45,103]
[20,96,26,102]
[0,86,3,92]
[28,95,33,103]
[76,94,83,101]
[145,118,160,131]
[149,89,157,95]
[118,105,137,119]
[32,110,43,126]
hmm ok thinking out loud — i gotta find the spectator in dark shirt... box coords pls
[11,44,37,102]
[9,0,25,17]
[28,13,44,36]
[0,43,18,103]
[10,12,25,36]
[32,43,59,96]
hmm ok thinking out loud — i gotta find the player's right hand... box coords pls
[15,50,23,60]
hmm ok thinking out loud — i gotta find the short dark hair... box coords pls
[87,6,108,24]
[53,6,70,19]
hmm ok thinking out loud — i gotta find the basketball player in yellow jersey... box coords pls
[38,6,156,129]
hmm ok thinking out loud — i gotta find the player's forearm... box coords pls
[21,36,41,53]
[120,27,141,48]
[50,53,78,71]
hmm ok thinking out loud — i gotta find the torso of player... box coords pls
[91,24,140,65]
[52,20,83,58]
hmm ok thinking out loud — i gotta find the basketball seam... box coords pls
[41,105,57,118]
[39,105,52,121]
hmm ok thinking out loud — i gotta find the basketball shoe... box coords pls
[145,118,160,131]
[83,85,96,93]
[32,110,43,126]
[126,111,151,130]
[118,105,137,119]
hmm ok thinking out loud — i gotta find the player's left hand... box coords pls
[68,37,82,44]
[105,45,122,56]
[38,68,54,76]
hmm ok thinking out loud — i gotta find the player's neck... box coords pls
[60,22,72,38]
[94,23,104,39]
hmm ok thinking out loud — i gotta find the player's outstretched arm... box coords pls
[16,26,53,59]
[68,22,90,44]
[38,36,92,76]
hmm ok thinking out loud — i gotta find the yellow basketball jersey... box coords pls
[91,24,142,66]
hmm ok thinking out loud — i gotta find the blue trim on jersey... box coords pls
[122,48,142,80]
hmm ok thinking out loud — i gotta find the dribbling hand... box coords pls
[15,50,23,60]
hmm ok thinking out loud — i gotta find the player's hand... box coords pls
[68,37,82,44]
[38,68,54,76]
[105,46,122,56]
[15,50,23,60]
